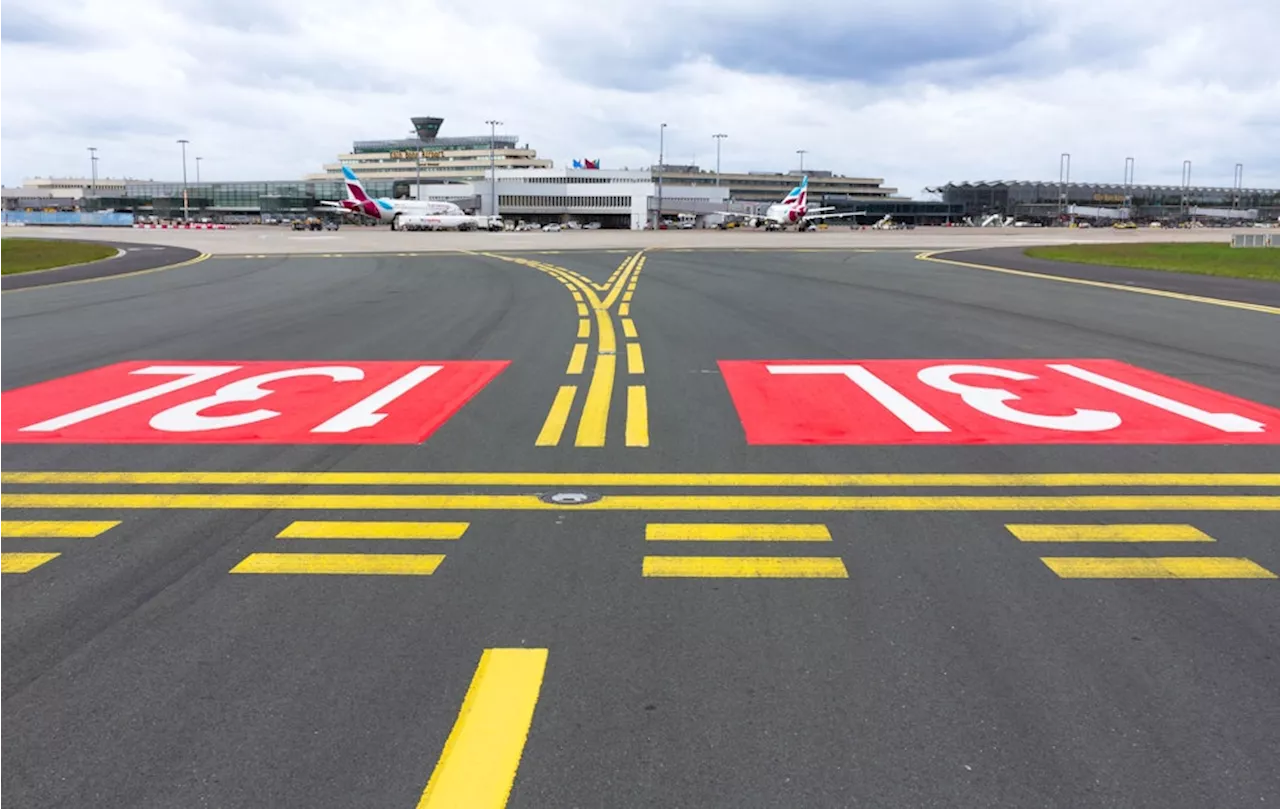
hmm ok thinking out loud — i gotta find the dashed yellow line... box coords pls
[1,552,61,573]
[618,302,630,316]
[230,552,445,575]
[626,386,649,447]
[1041,557,1276,579]
[1008,524,1214,542]
[416,648,548,808]
[277,521,469,540]
[1,520,119,537]
[646,523,832,541]
[577,318,591,338]
[643,556,849,578]
[621,318,638,338]
[626,343,645,374]
[535,386,577,446]
[566,343,588,375]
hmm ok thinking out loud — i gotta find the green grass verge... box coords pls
[2,238,119,275]
[1023,242,1280,282]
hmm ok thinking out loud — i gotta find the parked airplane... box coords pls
[717,176,866,230]
[319,165,465,226]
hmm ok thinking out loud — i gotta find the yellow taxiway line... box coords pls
[7,472,1277,488]
[416,648,548,809]
[6,493,1278,512]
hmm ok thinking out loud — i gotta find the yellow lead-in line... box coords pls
[643,556,849,578]
[7,494,1279,511]
[646,523,832,541]
[1,520,120,537]
[416,648,548,809]
[277,521,469,540]
[626,343,645,374]
[594,309,616,354]
[1007,524,1214,542]
[621,318,638,338]
[1041,557,1276,579]
[535,386,577,447]
[566,343,588,375]
[575,354,616,447]
[230,552,445,575]
[1,552,61,573]
[626,385,649,447]
[6,472,1279,488]
[576,318,591,338]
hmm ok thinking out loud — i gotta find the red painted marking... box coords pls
[1,360,508,444]
[718,359,1280,445]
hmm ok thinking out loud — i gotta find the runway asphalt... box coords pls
[0,239,201,290]
[945,245,1280,307]
[2,247,1278,808]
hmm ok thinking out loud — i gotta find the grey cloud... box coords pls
[1,5,88,46]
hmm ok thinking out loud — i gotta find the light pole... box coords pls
[196,156,202,185]
[486,119,503,218]
[177,139,190,222]
[87,147,97,196]
[1181,159,1192,216]
[1124,156,1135,214]
[796,149,807,174]
[1059,152,1071,221]
[1233,163,1243,209]
[713,133,727,187]
[656,122,667,228]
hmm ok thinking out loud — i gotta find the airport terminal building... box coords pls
[932,180,1280,224]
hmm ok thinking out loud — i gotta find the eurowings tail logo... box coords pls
[781,176,808,215]
[341,165,371,202]
[340,165,382,218]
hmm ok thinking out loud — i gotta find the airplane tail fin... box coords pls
[782,175,808,208]
[341,164,371,202]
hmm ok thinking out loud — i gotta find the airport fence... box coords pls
[2,211,135,227]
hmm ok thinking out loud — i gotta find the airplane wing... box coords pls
[317,201,345,209]
[804,210,867,221]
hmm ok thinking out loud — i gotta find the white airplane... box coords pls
[716,176,866,230]
[395,213,504,232]
[319,164,466,226]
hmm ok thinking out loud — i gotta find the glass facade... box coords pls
[82,179,407,218]
[936,181,1280,222]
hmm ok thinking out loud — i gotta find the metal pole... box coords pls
[1234,163,1243,208]
[656,123,666,228]
[713,133,727,186]
[177,139,189,222]
[1181,159,1192,216]
[1124,156,1134,215]
[196,157,202,185]
[1059,153,1071,221]
[796,149,807,174]
[87,147,97,196]
[486,119,502,218]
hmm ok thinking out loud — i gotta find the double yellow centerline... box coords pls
[481,251,649,448]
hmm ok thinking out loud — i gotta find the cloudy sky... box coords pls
[3,0,1277,197]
